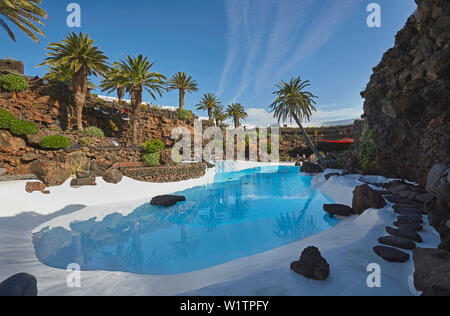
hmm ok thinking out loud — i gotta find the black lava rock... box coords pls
[323,204,354,217]
[290,246,330,281]
[373,246,410,263]
[0,273,37,296]
[378,236,416,250]
[300,162,324,174]
[150,195,186,207]
[386,226,423,243]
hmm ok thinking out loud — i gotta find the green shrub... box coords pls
[9,120,38,136]
[143,138,165,154]
[176,108,194,121]
[359,129,378,170]
[79,137,93,146]
[142,152,160,166]
[83,126,105,138]
[0,108,18,130]
[337,158,345,168]
[0,74,29,92]
[0,109,37,136]
[40,135,71,149]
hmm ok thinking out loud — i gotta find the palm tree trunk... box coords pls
[293,115,327,167]
[72,68,88,131]
[179,89,185,109]
[234,117,239,129]
[117,87,124,105]
[131,85,143,145]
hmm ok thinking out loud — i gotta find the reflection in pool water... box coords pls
[33,166,338,275]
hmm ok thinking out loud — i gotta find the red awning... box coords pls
[319,138,354,144]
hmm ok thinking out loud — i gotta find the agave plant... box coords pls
[196,93,221,122]
[270,76,326,166]
[114,55,166,145]
[0,0,47,42]
[226,103,248,128]
[166,72,198,109]
[39,32,109,131]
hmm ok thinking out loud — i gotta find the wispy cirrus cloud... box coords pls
[217,0,362,112]
[253,0,313,94]
[274,0,362,79]
[216,0,252,97]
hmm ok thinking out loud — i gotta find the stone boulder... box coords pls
[70,177,96,187]
[413,248,450,295]
[386,226,423,243]
[325,173,340,181]
[352,184,387,214]
[323,204,354,217]
[0,273,37,296]
[31,159,71,187]
[150,195,186,207]
[25,181,46,193]
[90,159,110,177]
[378,236,416,251]
[21,152,38,163]
[66,151,90,175]
[373,246,410,263]
[0,168,7,176]
[0,130,26,153]
[290,246,330,281]
[102,168,123,184]
[26,130,57,147]
[426,164,450,207]
[300,162,324,174]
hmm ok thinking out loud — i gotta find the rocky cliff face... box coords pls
[360,0,449,185]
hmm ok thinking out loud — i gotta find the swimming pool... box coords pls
[33,166,338,275]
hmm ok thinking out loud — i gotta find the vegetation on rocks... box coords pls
[176,108,194,121]
[9,119,38,136]
[143,138,165,154]
[359,129,378,170]
[0,73,29,92]
[82,126,105,138]
[0,108,37,136]
[142,138,165,166]
[40,135,71,149]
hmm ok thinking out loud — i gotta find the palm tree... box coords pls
[226,103,248,128]
[100,65,126,104]
[115,55,166,145]
[0,0,47,42]
[39,32,109,131]
[270,77,326,166]
[166,72,198,109]
[196,93,221,122]
[212,105,226,127]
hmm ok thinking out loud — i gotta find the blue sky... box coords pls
[2,0,417,126]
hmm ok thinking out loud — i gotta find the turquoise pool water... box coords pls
[33,166,338,275]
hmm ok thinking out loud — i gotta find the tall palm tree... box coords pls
[39,32,109,131]
[100,65,126,104]
[270,77,326,166]
[196,93,221,122]
[226,103,248,128]
[212,105,226,127]
[166,72,198,109]
[0,0,47,42]
[115,55,166,145]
